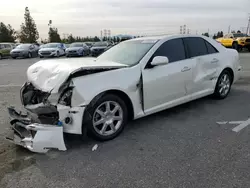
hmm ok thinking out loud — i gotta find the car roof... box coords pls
[129,34,208,42]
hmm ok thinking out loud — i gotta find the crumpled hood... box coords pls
[39,48,57,52]
[27,58,127,93]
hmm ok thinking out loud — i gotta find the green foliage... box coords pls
[48,27,61,42]
[18,7,39,43]
[61,34,100,43]
[202,32,209,37]
[213,31,224,39]
[0,22,16,42]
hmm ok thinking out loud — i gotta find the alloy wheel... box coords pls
[92,101,123,136]
[218,74,231,97]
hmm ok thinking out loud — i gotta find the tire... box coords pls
[0,54,2,60]
[28,52,32,58]
[12,57,16,59]
[39,56,43,58]
[57,51,59,57]
[248,47,250,52]
[232,42,239,51]
[213,70,232,99]
[83,94,128,141]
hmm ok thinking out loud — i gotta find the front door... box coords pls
[142,38,192,115]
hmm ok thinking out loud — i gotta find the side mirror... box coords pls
[151,56,169,66]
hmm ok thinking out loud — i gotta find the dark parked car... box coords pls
[10,44,38,59]
[90,42,110,57]
[65,42,90,57]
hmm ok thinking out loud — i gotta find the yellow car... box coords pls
[216,33,250,52]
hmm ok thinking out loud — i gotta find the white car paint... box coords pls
[8,34,241,153]
[27,57,127,93]
[38,43,66,57]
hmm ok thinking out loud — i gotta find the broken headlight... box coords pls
[58,87,73,106]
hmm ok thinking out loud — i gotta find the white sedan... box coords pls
[38,43,66,58]
[7,35,241,153]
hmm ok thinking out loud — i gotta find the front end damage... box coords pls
[6,82,80,153]
[6,59,128,153]
[7,107,66,153]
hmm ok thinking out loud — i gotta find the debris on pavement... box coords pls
[92,144,98,151]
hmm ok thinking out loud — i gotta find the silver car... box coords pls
[65,42,90,57]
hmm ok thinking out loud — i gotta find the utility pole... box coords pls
[228,25,231,33]
[246,15,250,35]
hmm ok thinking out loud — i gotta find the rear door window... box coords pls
[205,41,218,54]
[183,37,208,58]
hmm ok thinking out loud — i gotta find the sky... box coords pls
[0,0,249,40]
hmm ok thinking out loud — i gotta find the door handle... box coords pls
[181,66,191,72]
[211,58,219,63]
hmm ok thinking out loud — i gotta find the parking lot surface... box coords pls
[0,54,250,188]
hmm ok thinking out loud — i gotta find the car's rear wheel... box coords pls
[213,70,232,99]
[83,94,128,141]
[232,42,239,51]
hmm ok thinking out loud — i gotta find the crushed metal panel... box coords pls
[7,107,67,153]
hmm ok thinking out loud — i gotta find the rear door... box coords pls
[183,37,220,97]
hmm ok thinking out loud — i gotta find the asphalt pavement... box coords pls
[0,54,250,188]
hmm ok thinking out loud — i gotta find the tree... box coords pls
[18,7,39,43]
[202,32,209,37]
[93,36,100,42]
[67,34,75,43]
[103,36,107,41]
[0,22,16,42]
[48,27,61,42]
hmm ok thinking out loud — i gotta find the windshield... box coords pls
[93,42,108,47]
[16,44,30,49]
[233,33,248,38]
[70,43,83,47]
[44,43,59,48]
[96,40,157,66]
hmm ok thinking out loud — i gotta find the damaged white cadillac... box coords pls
[7,35,241,153]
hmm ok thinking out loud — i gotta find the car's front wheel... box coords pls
[0,54,2,60]
[83,94,128,141]
[213,70,232,99]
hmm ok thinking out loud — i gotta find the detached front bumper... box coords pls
[7,107,66,153]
